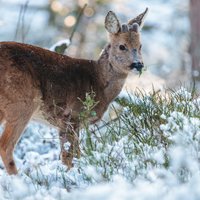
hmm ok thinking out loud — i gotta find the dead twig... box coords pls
[14,0,29,43]
[69,4,87,43]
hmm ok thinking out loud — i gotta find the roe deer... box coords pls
[0,8,148,175]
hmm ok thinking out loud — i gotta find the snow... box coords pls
[0,88,200,199]
[49,39,71,52]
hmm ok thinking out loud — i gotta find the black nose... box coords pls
[130,62,144,71]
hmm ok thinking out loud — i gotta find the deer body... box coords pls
[0,9,148,174]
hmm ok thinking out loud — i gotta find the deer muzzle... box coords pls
[130,62,144,72]
[130,49,143,72]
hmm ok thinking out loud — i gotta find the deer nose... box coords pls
[130,62,144,71]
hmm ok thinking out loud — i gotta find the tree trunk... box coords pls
[190,0,200,81]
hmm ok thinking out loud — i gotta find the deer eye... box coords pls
[119,45,126,51]
[139,44,142,50]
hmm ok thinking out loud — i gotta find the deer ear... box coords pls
[128,8,149,29]
[105,11,121,34]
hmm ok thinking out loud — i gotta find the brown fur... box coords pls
[0,9,148,174]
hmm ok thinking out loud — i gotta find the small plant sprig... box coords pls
[78,91,99,123]
[78,91,99,154]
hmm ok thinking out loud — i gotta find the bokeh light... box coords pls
[84,7,95,17]
[64,15,76,27]
[51,1,63,13]
[78,0,89,7]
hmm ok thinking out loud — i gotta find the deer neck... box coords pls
[96,44,128,101]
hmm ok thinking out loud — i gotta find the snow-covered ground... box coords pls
[1,87,200,199]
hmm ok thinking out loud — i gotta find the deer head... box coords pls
[105,8,148,73]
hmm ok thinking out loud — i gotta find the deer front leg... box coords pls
[59,129,80,169]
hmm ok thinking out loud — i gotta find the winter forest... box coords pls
[0,0,200,199]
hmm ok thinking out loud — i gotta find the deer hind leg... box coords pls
[0,115,32,175]
[59,127,80,169]
[0,103,34,175]
[0,125,18,174]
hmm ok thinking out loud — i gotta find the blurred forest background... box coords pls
[0,0,199,91]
